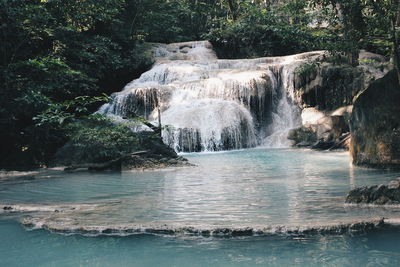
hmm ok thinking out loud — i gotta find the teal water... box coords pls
[1,149,400,266]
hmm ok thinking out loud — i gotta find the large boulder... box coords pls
[350,70,400,168]
[293,51,389,111]
[288,107,351,150]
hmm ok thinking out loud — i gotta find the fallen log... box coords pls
[327,133,351,151]
[64,151,148,171]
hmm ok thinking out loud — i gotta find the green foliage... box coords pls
[308,0,399,66]
[0,0,152,169]
[33,95,110,126]
[10,57,96,101]
[295,61,320,76]
[62,115,140,163]
[206,4,318,58]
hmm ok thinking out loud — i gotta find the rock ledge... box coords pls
[346,178,400,205]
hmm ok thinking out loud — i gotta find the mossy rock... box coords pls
[350,70,400,168]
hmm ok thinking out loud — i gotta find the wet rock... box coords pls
[311,139,335,150]
[350,70,400,168]
[294,52,387,111]
[0,171,38,182]
[177,156,188,162]
[346,178,400,204]
[159,158,169,163]
[301,107,326,126]
[288,127,317,146]
[167,159,178,164]
[290,107,351,150]
[121,152,193,170]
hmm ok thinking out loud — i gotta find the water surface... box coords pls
[1,149,400,266]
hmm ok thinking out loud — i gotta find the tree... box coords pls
[309,0,400,78]
[365,0,400,82]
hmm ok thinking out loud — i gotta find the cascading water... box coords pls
[98,41,324,152]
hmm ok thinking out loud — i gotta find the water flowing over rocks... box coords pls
[1,202,389,238]
[346,178,400,205]
[0,170,38,182]
[96,42,391,154]
[20,216,385,237]
[98,41,325,152]
[350,70,400,168]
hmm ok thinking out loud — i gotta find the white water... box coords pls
[99,41,324,152]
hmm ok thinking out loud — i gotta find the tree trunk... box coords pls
[64,151,148,171]
[227,0,237,20]
[393,0,400,84]
[122,115,161,136]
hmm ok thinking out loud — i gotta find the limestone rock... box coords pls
[294,51,388,111]
[288,127,317,147]
[346,178,400,205]
[301,107,326,126]
[289,107,351,150]
[350,70,400,168]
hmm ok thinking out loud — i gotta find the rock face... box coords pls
[346,178,400,205]
[288,107,351,150]
[293,50,389,111]
[290,51,389,151]
[350,70,400,168]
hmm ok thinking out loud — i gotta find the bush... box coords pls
[205,6,318,59]
[56,115,141,165]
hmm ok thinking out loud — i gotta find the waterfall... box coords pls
[99,41,323,152]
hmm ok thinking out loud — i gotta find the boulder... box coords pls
[331,105,353,124]
[289,107,351,150]
[346,178,400,205]
[301,107,326,126]
[350,70,400,168]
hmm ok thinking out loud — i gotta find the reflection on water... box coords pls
[1,149,400,230]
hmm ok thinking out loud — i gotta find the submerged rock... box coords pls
[350,70,400,168]
[346,178,400,205]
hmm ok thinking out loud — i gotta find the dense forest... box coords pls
[0,0,399,169]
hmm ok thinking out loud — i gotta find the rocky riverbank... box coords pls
[346,178,400,205]
[57,133,194,171]
[53,116,193,171]
[289,50,398,162]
